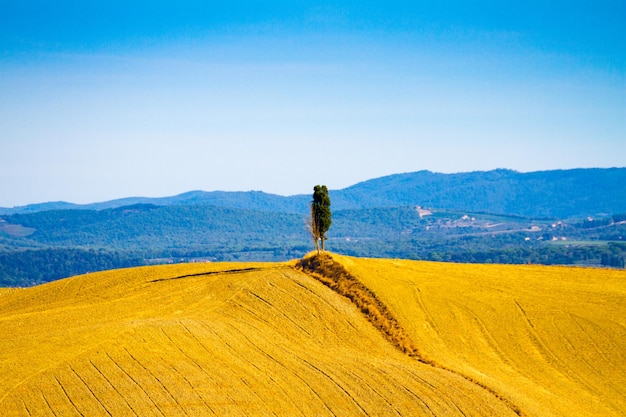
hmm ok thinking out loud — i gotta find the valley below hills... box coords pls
[1,168,625,286]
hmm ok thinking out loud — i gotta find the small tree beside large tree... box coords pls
[310,185,332,252]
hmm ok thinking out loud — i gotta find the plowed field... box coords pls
[335,254,626,417]
[0,261,517,416]
[0,256,624,416]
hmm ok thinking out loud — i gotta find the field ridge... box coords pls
[295,252,524,416]
[296,253,422,358]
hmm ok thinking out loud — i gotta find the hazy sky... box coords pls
[1,1,625,207]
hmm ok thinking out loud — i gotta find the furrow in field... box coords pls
[156,325,218,414]
[301,357,371,416]
[383,366,442,417]
[109,350,167,417]
[545,312,606,394]
[124,344,190,416]
[327,361,404,416]
[39,388,56,417]
[176,322,264,411]
[225,324,332,416]
[87,358,139,417]
[68,364,114,417]
[215,321,325,414]
[20,400,32,417]
[52,374,86,416]
[461,301,522,373]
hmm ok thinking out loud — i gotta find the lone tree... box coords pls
[311,185,332,252]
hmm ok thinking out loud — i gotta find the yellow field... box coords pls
[334,254,626,417]
[0,255,624,416]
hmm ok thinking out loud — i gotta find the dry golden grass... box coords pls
[296,254,422,358]
[0,261,520,416]
[332,253,626,417]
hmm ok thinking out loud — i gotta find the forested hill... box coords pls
[0,191,309,216]
[2,168,625,218]
[332,168,626,218]
[2,167,625,287]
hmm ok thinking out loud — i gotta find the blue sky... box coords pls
[1,1,625,206]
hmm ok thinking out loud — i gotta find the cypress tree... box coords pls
[312,185,332,252]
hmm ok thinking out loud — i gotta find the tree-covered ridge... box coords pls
[332,168,626,218]
[2,168,625,219]
[1,168,624,286]
[4,204,307,249]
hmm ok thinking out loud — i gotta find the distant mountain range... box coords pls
[2,168,625,286]
[2,168,625,218]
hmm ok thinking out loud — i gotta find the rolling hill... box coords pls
[1,255,624,416]
[328,254,626,417]
[3,168,626,218]
[332,168,626,218]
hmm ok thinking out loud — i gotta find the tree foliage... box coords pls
[311,185,332,252]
